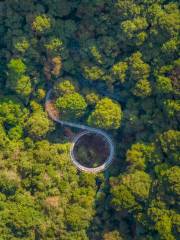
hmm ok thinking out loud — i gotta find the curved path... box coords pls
[45,89,114,173]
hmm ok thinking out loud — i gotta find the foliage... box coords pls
[111,183,137,212]
[45,38,63,54]
[133,79,152,97]
[32,15,51,33]
[83,65,105,81]
[128,52,150,81]
[54,79,75,95]
[56,93,87,119]
[103,230,124,240]
[87,98,122,129]
[25,111,53,139]
[85,92,100,106]
[15,75,32,99]
[8,58,26,78]
[0,98,28,127]
[112,62,128,83]
[156,76,173,94]
[14,38,29,53]
[163,100,180,118]
[126,143,159,170]
[163,166,180,197]
[0,0,179,239]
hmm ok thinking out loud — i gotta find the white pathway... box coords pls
[45,89,114,173]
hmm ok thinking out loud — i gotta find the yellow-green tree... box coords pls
[87,98,122,129]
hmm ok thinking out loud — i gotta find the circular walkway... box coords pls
[45,89,114,173]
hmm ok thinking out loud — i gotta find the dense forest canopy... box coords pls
[0,0,179,239]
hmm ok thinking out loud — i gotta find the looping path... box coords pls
[45,89,114,173]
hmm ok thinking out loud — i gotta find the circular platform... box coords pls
[45,89,114,173]
[70,130,114,173]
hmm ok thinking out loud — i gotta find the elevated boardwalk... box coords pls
[45,89,114,173]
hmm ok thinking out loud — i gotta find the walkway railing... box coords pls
[45,89,114,173]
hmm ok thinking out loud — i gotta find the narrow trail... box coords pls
[45,89,114,173]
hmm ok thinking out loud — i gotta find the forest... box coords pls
[0,0,179,239]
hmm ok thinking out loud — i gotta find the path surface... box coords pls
[45,89,114,173]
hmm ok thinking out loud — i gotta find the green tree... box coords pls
[85,92,100,106]
[129,52,150,81]
[155,215,175,240]
[83,65,105,81]
[8,58,26,79]
[158,130,180,164]
[111,183,137,212]
[148,2,179,45]
[115,0,141,20]
[156,76,173,94]
[0,170,20,195]
[89,45,104,64]
[1,193,44,239]
[87,98,122,129]
[0,98,28,126]
[0,124,7,147]
[163,166,180,197]
[14,38,29,53]
[25,111,52,138]
[163,100,180,118]
[133,79,152,97]
[54,79,75,95]
[56,93,87,119]
[121,171,152,201]
[8,125,23,140]
[1,1,180,239]
[45,37,63,54]
[121,17,148,45]
[32,15,51,33]
[161,38,179,56]
[7,59,31,100]
[15,75,32,99]
[103,230,124,240]
[112,62,128,83]
[36,88,46,101]
[148,204,176,240]
[66,204,92,231]
[126,143,159,170]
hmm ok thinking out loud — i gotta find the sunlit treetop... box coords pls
[87,98,122,129]
[45,38,63,54]
[56,92,87,119]
[14,38,29,53]
[32,15,51,33]
[8,58,26,77]
[54,79,75,95]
